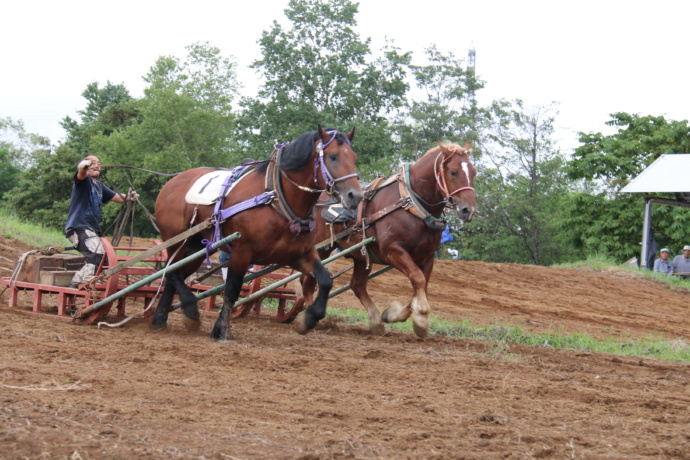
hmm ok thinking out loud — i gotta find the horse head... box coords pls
[436,141,477,223]
[315,125,363,210]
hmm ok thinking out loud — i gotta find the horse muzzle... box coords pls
[338,185,364,210]
[454,202,476,224]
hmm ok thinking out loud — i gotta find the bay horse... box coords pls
[299,141,476,338]
[154,126,363,341]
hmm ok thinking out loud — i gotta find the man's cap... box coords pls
[661,248,669,253]
[684,245,690,251]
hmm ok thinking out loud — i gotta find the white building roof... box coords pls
[621,154,690,193]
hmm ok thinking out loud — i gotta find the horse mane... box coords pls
[426,142,467,157]
[413,142,467,169]
[256,129,348,174]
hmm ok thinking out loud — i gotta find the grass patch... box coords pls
[326,306,690,363]
[262,295,690,362]
[555,252,621,271]
[0,208,65,248]
[555,252,690,291]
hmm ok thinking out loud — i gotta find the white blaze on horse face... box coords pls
[461,162,470,186]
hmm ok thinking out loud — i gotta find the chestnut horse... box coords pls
[300,141,476,337]
[154,126,363,341]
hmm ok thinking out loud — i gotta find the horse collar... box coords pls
[266,147,316,236]
[399,163,447,231]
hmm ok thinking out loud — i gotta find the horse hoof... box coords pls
[211,327,235,342]
[370,323,386,335]
[413,321,429,338]
[183,317,200,333]
[292,312,311,335]
[381,301,404,323]
[150,322,167,331]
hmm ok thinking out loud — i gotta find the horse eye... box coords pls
[329,153,337,161]
[450,171,457,177]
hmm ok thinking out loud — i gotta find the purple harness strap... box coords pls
[200,165,273,266]
[199,132,356,266]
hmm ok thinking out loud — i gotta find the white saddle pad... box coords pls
[185,170,249,205]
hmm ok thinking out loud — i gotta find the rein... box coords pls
[100,164,182,177]
[100,161,270,177]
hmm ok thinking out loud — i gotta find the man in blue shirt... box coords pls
[64,156,135,288]
[653,248,673,276]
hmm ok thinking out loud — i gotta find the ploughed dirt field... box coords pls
[1,235,689,458]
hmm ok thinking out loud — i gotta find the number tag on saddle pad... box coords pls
[321,202,357,224]
[185,170,250,205]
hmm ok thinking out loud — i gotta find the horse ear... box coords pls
[346,127,355,142]
[437,141,450,155]
[463,141,472,156]
[317,124,330,144]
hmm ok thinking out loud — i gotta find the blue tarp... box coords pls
[440,225,454,244]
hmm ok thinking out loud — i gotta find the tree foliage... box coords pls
[240,0,410,177]
[6,2,690,268]
[0,118,51,201]
[567,113,690,190]
[4,144,81,228]
[454,101,571,265]
[0,117,52,168]
[562,113,690,261]
[393,45,485,161]
[60,81,136,156]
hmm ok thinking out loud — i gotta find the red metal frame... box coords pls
[2,238,301,323]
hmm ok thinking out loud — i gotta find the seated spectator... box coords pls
[672,245,690,279]
[653,248,673,276]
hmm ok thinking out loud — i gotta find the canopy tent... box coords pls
[621,154,690,269]
[621,154,690,194]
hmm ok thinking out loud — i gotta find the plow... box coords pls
[1,220,388,327]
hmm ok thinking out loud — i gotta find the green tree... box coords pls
[456,101,570,265]
[5,144,80,228]
[562,113,690,262]
[0,117,52,168]
[99,42,241,172]
[0,117,52,201]
[88,42,242,236]
[240,0,410,177]
[60,81,136,155]
[392,45,485,161]
[6,83,136,233]
[0,146,21,200]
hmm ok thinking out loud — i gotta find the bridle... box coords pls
[314,130,360,195]
[280,130,359,198]
[434,147,475,203]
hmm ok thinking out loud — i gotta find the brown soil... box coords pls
[1,236,689,459]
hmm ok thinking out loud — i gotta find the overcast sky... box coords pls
[2,0,689,152]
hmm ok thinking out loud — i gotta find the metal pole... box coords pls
[328,265,394,298]
[175,237,376,310]
[640,198,652,269]
[99,219,214,279]
[90,232,241,311]
[172,263,284,309]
